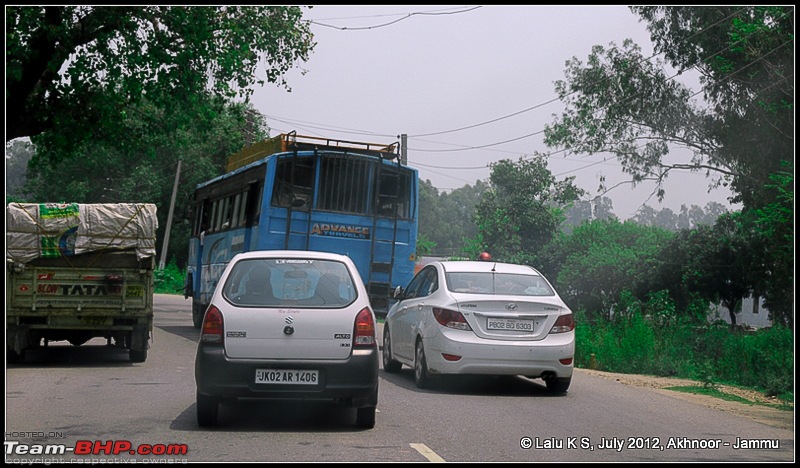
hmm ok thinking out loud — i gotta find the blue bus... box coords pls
[185,132,419,328]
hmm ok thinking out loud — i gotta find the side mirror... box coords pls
[392,285,404,299]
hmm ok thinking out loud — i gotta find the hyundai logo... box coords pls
[506,303,518,310]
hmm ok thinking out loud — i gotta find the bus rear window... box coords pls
[272,157,315,208]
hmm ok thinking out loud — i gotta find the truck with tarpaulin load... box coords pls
[6,202,158,363]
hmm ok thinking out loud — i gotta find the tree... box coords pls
[417,179,486,258]
[678,214,758,328]
[542,219,673,317]
[5,139,34,201]
[474,155,584,266]
[544,6,793,328]
[746,167,793,327]
[6,6,315,156]
[562,196,618,232]
[631,6,793,212]
[544,6,793,212]
[632,202,729,231]
[22,97,264,268]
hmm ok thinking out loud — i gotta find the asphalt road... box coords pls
[4,294,794,463]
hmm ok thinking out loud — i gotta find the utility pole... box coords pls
[159,159,181,269]
[400,133,407,165]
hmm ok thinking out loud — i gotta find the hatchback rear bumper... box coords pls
[195,345,379,407]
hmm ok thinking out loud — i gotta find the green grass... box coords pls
[665,385,793,411]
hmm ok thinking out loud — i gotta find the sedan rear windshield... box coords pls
[446,272,555,296]
[223,258,357,308]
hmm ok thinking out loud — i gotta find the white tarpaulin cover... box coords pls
[6,203,158,263]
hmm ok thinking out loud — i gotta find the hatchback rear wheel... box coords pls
[196,392,219,427]
[356,406,376,429]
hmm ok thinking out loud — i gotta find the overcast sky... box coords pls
[251,5,740,220]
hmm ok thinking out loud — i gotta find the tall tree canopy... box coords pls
[418,179,486,258]
[6,6,315,156]
[544,6,793,212]
[474,155,584,266]
[22,97,266,268]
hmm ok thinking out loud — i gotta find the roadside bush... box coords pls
[154,259,185,295]
[714,325,794,397]
[574,290,794,398]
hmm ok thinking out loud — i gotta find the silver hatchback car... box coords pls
[194,250,379,428]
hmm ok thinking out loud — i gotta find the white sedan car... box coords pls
[382,260,575,394]
[195,250,379,428]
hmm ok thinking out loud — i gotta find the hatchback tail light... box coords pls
[201,305,224,344]
[353,307,376,348]
[550,313,575,334]
[432,307,472,331]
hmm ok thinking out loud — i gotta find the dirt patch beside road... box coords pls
[575,368,794,431]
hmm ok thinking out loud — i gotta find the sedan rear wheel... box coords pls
[414,339,433,389]
[382,327,402,373]
[546,376,572,395]
[196,392,219,427]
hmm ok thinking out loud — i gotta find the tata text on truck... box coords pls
[6,203,158,363]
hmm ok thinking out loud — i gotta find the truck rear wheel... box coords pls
[6,347,23,364]
[129,347,147,363]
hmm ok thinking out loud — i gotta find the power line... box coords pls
[310,6,482,31]
[255,7,789,190]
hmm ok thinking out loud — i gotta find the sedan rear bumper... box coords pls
[424,328,574,378]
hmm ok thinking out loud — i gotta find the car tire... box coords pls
[382,327,402,373]
[546,376,572,395]
[6,347,22,364]
[129,347,147,363]
[192,303,204,329]
[196,392,219,427]
[414,339,433,389]
[356,406,376,429]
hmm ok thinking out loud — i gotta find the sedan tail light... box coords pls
[353,307,376,348]
[432,307,473,331]
[550,313,575,334]
[201,305,224,344]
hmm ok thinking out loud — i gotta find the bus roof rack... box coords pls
[227,131,399,172]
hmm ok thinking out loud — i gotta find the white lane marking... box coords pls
[410,443,446,462]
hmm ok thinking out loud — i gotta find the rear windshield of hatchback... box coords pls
[223,258,358,307]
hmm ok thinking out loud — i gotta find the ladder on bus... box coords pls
[283,150,314,251]
[368,158,400,313]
